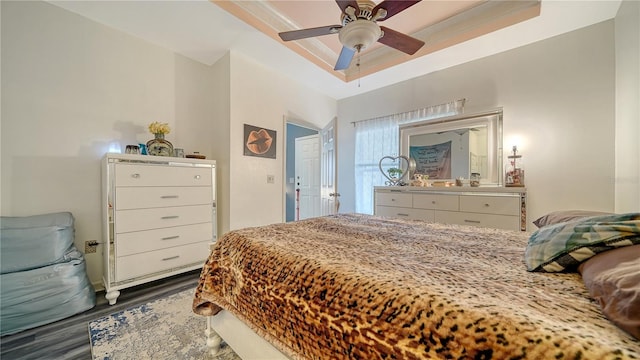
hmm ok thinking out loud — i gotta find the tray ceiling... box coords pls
[215,0,542,82]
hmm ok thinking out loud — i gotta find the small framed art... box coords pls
[244,124,277,159]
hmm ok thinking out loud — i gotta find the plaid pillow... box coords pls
[525,213,640,272]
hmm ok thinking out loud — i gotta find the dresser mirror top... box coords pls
[400,109,503,185]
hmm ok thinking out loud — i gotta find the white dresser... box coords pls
[374,186,526,231]
[102,153,216,304]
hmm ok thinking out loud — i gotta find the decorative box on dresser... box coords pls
[102,153,217,305]
[374,186,527,231]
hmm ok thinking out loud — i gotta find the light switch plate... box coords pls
[267,175,275,184]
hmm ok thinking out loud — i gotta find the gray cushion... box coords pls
[0,247,96,335]
[0,212,75,274]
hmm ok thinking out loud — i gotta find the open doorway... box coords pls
[285,122,318,222]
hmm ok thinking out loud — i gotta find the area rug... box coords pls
[89,289,240,360]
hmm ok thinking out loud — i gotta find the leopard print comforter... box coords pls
[193,214,640,359]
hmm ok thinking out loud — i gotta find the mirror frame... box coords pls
[399,109,503,185]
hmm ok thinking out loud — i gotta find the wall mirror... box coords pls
[399,109,503,185]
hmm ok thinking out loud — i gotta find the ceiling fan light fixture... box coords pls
[278,0,424,71]
[338,19,381,51]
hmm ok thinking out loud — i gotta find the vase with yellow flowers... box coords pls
[146,122,174,156]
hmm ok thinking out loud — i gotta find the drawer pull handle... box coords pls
[131,173,140,178]
[162,256,180,261]
[194,175,201,180]
[391,198,395,201]
[432,201,436,204]
[397,213,409,217]
[484,203,490,207]
[161,235,180,240]
[161,195,179,199]
[161,216,179,220]
[464,220,481,224]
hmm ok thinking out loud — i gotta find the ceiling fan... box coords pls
[278,0,425,71]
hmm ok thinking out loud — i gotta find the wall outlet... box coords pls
[85,240,99,254]
[267,175,275,184]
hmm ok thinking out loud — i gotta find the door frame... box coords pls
[282,116,320,222]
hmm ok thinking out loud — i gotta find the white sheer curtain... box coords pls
[354,116,399,214]
[354,99,465,214]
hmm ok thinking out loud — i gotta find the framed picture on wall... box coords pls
[244,124,277,159]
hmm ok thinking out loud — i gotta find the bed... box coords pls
[193,213,640,359]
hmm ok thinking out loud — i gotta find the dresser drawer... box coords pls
[115,204,213,233]
[375,192,412,208]
[115,163,212,187]
[435,211,520,231]
[412,193,459,211]
[375,206,434,221]
[115,186,213,210]
[115,241,210,282]
[459,195,519,216]
[115,222,213,256]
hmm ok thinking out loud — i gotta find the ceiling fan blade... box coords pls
[279,25,342,41]
[378,26,425,55]
[334,46,356,70]
[335,0,360,13]
[373,0,421,21]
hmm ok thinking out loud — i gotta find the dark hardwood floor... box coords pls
[0,270,201,360]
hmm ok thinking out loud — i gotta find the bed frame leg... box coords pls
[205,316,222,355]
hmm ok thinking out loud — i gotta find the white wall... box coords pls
[209,53,232,236]
[227,52,336,230]
[1,1,221,285]
[614,0,640,212]
[337,20,618,228]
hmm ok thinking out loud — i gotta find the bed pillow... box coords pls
[525,213,640,272]
[578,245,640,340]
[532,210,613,228]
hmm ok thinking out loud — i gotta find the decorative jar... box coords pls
[470,172,481,187]
[146,133,174,157]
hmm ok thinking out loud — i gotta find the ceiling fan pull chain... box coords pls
[357,53,361,88]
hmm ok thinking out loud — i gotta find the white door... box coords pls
[321,118,339,215]
[295,135,321,220]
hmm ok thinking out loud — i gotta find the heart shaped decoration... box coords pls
[378,155,410,186]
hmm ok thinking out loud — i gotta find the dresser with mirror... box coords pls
[374,109,527,231]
